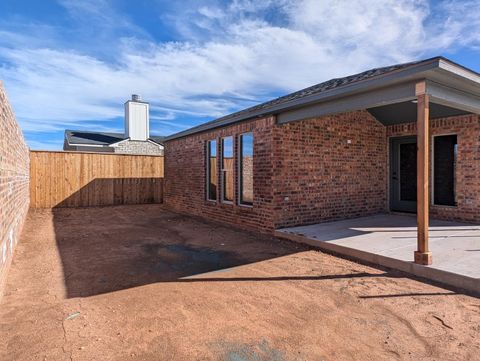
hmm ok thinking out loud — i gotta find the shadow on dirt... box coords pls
[52,203,312,298]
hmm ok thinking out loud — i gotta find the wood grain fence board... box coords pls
[30,151,164,208]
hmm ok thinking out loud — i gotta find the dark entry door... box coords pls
[390,137,417,213]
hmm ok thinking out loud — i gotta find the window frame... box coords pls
[221,136,234,204]
[206,139,218,202]
[431,133,458,207]
[238,132,254,207]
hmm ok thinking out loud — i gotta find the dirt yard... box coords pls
[1,205,479,361]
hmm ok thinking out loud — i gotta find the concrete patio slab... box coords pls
[275,214,480,294]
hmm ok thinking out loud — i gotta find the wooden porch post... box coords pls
[415,82,432,265]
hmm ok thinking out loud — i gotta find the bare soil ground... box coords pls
[1,205,479,361]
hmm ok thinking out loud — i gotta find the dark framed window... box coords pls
[239,133,253,205]
[221,136,234,203]
[433,134,457,206]
[206,140,217,201]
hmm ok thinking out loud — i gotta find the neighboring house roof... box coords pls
[165,56,480,141]
[65,130,165,146]
[149,136,166,145]
[65,130,124,146]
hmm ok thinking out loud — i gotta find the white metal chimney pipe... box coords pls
[124,95,149,141]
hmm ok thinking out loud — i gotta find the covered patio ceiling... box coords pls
[276,79,480,125]
[367,101,469,126]
[276,58,480,125]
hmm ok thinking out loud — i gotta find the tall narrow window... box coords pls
[221,137,234,202]
[206,140,217,201]
[239,133,253,205]
[434,135,457,206]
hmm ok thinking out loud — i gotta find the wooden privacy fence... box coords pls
[30,151,164,208]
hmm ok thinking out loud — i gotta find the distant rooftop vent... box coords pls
[131,94,141,102]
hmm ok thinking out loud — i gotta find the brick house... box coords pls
[164,56,480,265]
[64,95,164,155]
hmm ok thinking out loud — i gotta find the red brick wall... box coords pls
[165,110,387,232]
[0,82,30,299]
[164,116,276,233]
[272,110,387,228]
[165,110,480,233]
[387,114,480,223]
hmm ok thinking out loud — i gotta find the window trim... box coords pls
[221,136,234,204]
[206,139,217,202]
[431,133,458,207]
[238,132,254,207]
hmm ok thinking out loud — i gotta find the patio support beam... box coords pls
[415,81,432,265]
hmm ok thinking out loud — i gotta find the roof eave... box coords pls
[164,57,446,141]
[66,143,112,147]
[148,138,165,145]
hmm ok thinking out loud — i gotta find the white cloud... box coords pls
[0,0,479,150]
[434,0,480,49]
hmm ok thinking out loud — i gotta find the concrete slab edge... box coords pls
[274,230,479,296]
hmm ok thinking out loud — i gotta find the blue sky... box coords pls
[0,0,479,150]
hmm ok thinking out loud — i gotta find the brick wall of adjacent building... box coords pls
[65,140,164,155]
[387,114,480,223]
[272,110,388,228]
[0,82,29,299]
[164,116,277,233]
[114,140,164,156]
